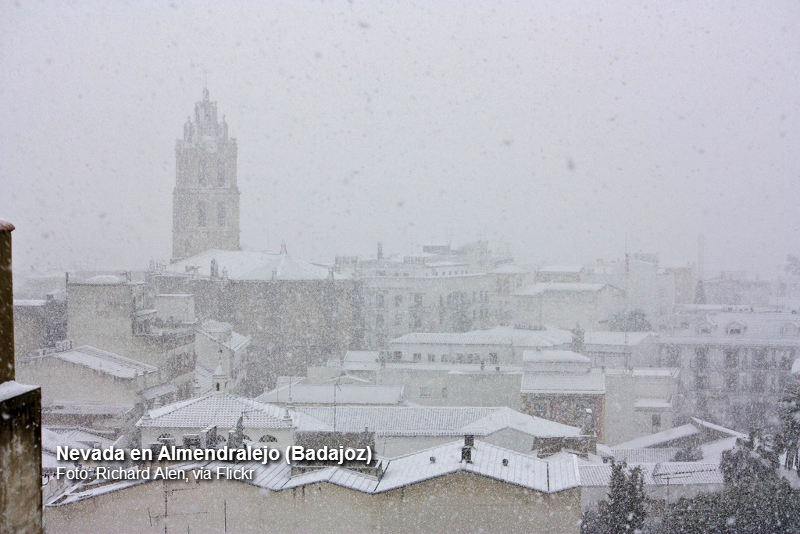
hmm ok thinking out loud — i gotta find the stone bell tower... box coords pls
[172,88,241,262]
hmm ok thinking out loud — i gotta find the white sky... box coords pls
[1,1,798,277]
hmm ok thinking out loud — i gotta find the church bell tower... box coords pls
[172,89,241,261]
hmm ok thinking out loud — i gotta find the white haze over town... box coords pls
[1,1,799,278]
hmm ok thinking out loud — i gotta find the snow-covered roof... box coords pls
[579,462,723,487]
[46,440,580,506]
[136,394,293,430]
[44,401,135,416]
[140,383,178,401]
[71,275,126,285]
[343,351,381,363]
[522,350,590,364]
[665,311,800,345]
[538,265,584,273]
[36,346,157,379]
[43,426,115,452]
[195,323,250,352]
[699,436,739,464]
[194,365,213,395]
[611,448,679,463]
[166,249,345,281]
[613,424,700,449]
[256,384,405,405]
[515,283,609,296]
[792,357,800,375]
[613,419,744,450]
[521,373,606,394]
[0,380,39,402]
[583,332,653,346]
[391,326,572,349]
[293,406,582,438]
[13,299,47,306]
[634,398,673,409]
[490,264,530,275]
[631,369,680,378]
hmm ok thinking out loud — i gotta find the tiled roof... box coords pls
[136,394,292,430]
[521,373,606,394]
[42,346,157,379]
[293,406,581,438]
[579,462,723,487]
[611,448,679,463]
[46,440,580,506]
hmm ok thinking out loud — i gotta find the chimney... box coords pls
[461,434,474,463]
[377,242,384,260]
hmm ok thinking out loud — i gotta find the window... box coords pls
[533,402,548,418]
[441,387,448,398]
[217,161,225,186]
[753,349,768,369]
[665,346,681,367]
[726,372,738,391]
[198,202,207,227]
[376,314,383,328]
[695,374,708,390]
[573,401,589,422]
[376,294,385,308]
[419,386,431,398]
[724,349,739,369]
[198,159,207,185]
[414,293,423,306]
[652,414,661,430]
[394,313,402,326]
[489,352,498,364]
[752,373,765,393]
[413,353,422,362]
[694,347,708,369]
[427,354,435,363]
[392,351,402,361]
[217,202,226,227]
[395,295,403,307]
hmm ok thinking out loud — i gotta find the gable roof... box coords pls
[47,439,580,507]
[136,394,294,430]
